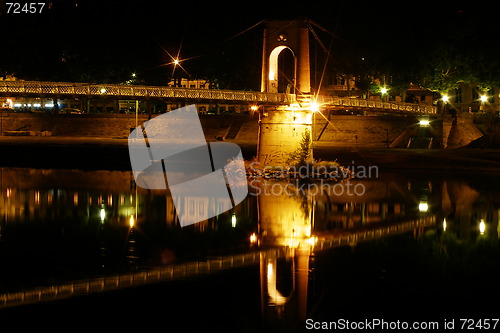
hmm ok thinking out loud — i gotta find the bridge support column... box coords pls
[257,107,313,167]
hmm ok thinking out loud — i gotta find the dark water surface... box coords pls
[0,166,499,331]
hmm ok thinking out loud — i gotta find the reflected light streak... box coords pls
[419,202,429,212]
[100,208,105,222]
[305,236,317,246]
[129,215,135,228]
[250,232,257,244]
[479,219,486,234]
[266,262,288,306]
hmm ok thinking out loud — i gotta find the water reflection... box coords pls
[0,167,499,326]
[252,173,500,331]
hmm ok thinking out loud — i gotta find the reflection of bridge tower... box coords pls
[261,19,311,94]
[257,181,314,328]
[259,248,310,330]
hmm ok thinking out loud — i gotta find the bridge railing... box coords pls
[317,95,437,114]
[0,249,278,309]
[0,80,290,104]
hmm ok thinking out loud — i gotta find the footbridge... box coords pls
[0,80,437,114]
[0,80,290,105]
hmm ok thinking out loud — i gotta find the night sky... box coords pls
[1,0,498,91]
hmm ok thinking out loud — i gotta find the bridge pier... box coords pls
[257,106,313,166]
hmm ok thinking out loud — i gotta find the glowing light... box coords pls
[13,103,22,107]
[129,215,135,228]
[267,263,273,278]
[131,73,136,77]
[309,101,320,112]
[480,95,488,102]
[443,218,447,231]
[268,45,288,82]
[479,219,486,234]
[249,233,257,244]
[100,208,105,222]
[419,119,430,126]
[100,88,107,94]
[269,70,276,81]
[231,213,237,228]
[442,95,449,102]
[173,59,180,65]
[305,236,317,246]
[250,105,259,111]
[419,202,429,212]
[380,87,388,94]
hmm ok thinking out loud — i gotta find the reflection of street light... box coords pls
[418,202,429,212]
[100,207,106,223]
[250,233,257,244]
[231,213,237,228]
[479,219,486,234]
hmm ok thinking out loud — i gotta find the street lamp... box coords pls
[309,101,320,112]
[380,87,388,101]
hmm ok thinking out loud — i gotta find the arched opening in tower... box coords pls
[268,46,296,94]
[278,48,295,94]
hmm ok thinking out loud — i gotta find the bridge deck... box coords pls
[0,80,437,114]
[0,80,290,104]
[317,95,437,114]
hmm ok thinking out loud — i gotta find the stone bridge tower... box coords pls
[261,19,311,95]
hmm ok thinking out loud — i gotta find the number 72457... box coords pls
[6,3,46,14]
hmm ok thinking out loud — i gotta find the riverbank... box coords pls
[1,136,500,172]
